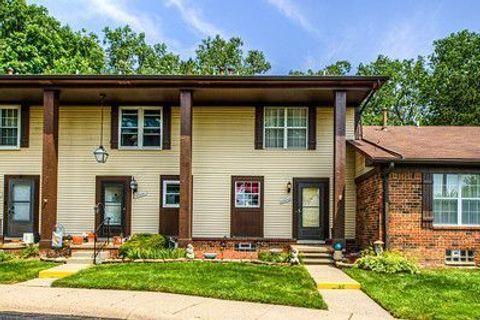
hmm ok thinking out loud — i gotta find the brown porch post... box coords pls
[333,90,346,243]
[178,90,193,244]
[39,90,60,248]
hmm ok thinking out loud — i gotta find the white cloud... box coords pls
[165,0,225,37]
[266,0,320,36]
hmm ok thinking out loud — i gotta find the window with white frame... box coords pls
[120,107,162,149]
[433,173,480,226]
[0,106,20,149]
[162,180,180,208]
[235,181,261,208]
[264,107,307,149]
[445,249,475,264]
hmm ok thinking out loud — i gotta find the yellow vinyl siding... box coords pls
[57,107,179,235]
[0,107,43,235]
[192,107,356,239]
[355,151,373,178]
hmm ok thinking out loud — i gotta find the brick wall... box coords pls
[356,168,480,266]
[355,170,383,249]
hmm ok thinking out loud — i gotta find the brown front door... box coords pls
[231,176,264,237]
[293,178,329,241]
[159,175,179,236]
[4,175,39,238]
[95,176,131,237]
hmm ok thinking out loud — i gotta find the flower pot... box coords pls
[203,252,217,259]
[112,236,123,246]
[87,232,96,243]
[72,235,84,245]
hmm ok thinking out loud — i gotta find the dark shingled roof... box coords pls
[349,126,480,164]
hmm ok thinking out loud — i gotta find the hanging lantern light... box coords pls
[94,93,109,164]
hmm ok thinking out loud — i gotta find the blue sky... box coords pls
[30,0,480,74]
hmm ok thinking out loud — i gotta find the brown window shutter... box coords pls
[110,104,119,149]
[255,105,264,149]
[20,103,30,148]
[422,172,434,228]
[163,103,171,150]
[308,106,316,150]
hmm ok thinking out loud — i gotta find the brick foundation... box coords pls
[356,168,480,266]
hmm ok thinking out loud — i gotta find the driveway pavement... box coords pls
[0,284,393,320]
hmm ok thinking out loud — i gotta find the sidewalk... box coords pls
[0,284,393,320]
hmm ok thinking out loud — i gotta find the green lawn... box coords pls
[345,268,480,320]
[0,260,57,284]
[53,262,326,309]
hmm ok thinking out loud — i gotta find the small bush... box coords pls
[354,248,419,274]
[0,250,14,262]
[123,248,186,260]
[21,244,39,259]
[119,233,166,258]
[258,251,291,263]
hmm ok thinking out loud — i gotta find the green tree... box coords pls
[0,0,104,74]
[425,30,480,125]
[289,60,352,75]
[103,26,182,75]
[192,35,271,75]
[357,55,428,125]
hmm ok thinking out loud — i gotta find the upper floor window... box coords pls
[120,107,162,149]
[0,106,20,149]
[433,173,480,226]
[264,107,307,149]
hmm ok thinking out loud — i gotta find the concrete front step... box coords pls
[67,257,95,264]
[71,250,95,258]
[39,264,91,279]
[303,258,335,265]
[302,252,332,258]
[292,245,331,253]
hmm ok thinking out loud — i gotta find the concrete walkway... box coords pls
[0,284,393,320]
[305,265,361,289]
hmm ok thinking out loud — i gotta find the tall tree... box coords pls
[357,55,428,125]
[289,60,352,75]
[0,0,104,74]
[193,35,271,75]
[425,30,480,125]
[103,26,182,75]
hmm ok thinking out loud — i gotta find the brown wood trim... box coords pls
[308,106,316,150]
[95,176,132,236]
[3,175,40,238]
[20,103,30,148]
[110,104,119,149]
[254,105,264,149]
[333,91,346,240]
[40,90,59,247]
[292,177,330,240]
[179,90,193,241]
[159,175,179,236]
[230,176,264,238]
[162,103,172,150]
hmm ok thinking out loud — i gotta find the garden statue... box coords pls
[186,244,195,259]
[290,247,300,265]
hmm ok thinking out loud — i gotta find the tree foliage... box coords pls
[289,60,352,76]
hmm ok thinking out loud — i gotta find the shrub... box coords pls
[354,248,419,274]
[21,244,39,259]
[123,248,186,260]
[119,233,166,258]
[258,251,292,263]
[0,250,14,262]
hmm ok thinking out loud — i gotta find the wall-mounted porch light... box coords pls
[286,181,292,194]
[130,177,138,193]
[93,93,109,164]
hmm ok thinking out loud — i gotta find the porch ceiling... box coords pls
[0,75,387,106]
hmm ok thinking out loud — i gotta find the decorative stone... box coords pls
[290,248,300,265]
[186,244,195,259]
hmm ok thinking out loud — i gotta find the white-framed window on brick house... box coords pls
[433,173,480,226]
[119,107,162,149]
[162,180,180,208]
[264,107,307,149]
[0,105,20,149]
[235,181,261,208]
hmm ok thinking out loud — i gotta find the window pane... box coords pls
[235,181,260,208]
[287,128,307,148]
[265,128,284,148]
[0,108,19,147]
[13,203,31,221]
[462,199,480,225]
[265,108,284,127]
[433,174,458,198]
[0,128,18,146]
[144,110,161,128]
[434,199,458,224]
[166,183,180,194]
[287,108,307,127]
[121,133,138,146]
[462,175,480,198]
[121,110,138,128]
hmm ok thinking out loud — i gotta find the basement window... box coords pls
[445,249,475,265]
